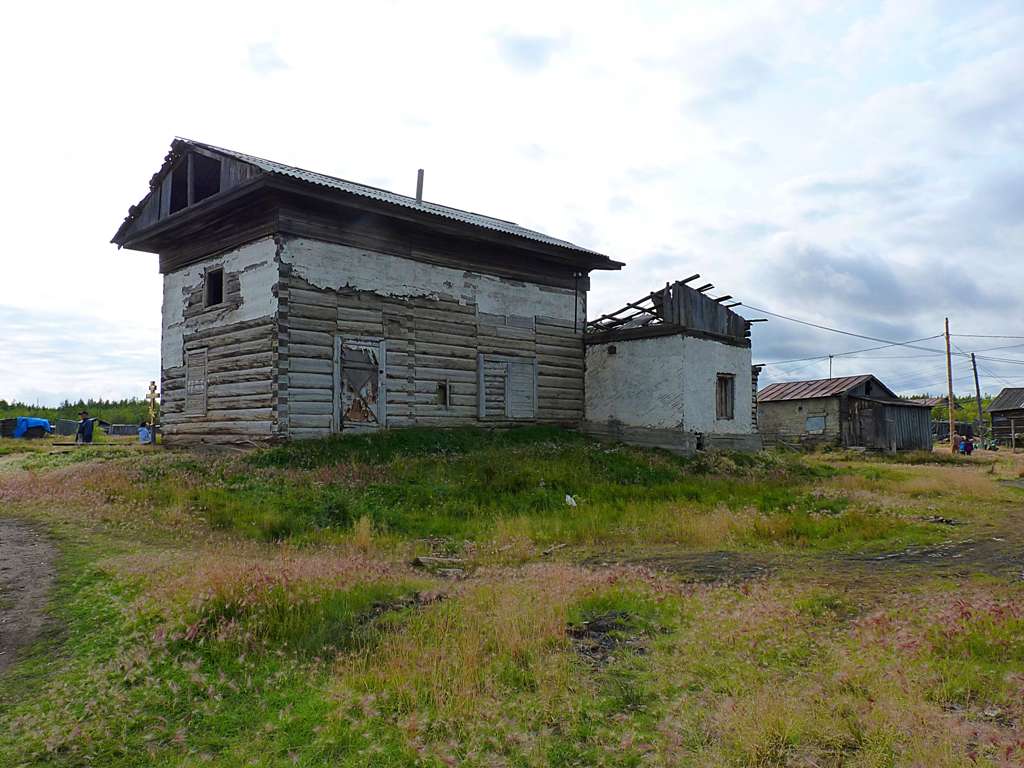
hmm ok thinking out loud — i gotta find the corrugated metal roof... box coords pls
[177,138,612,259]
[908,396,961,408]
[988,388,1024,412]
[757,375,876,403]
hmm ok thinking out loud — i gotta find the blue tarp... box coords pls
[13,417,52,438]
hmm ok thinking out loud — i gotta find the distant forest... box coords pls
[0,398,154,425]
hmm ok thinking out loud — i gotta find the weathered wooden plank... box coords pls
[289,372,334,389]
[291,414,333,428]
[413,367,478,382]
[289,388,333,402]
[180,316,274,343]
[289,329,334,346]
[289,401,333,416]
[289,343,333,360]
[405,319,472,340]
[207,380,272,398]
[207,366,275,385]
[206,338,273,360]
[288,303,337,321]
[163,420,273,435]
[207,395,273,411]
[336,322,386,338]
[288,315,337,333]
[207,352,274,373]
[184,324,274,351]
[413,340,476,358]
[337,306,384,323]
[202,407,274,421]
[289,357,332,374]
[415,355,477,371]
[289,286,337,307]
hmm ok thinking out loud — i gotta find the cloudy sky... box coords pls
[1,0,1021,405]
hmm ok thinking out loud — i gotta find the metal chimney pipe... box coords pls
[416,169,424,204]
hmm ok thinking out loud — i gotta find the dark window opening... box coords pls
[192,154,222,203]
[169,160,189,214]
[205,268,224,307]
[716,374,735,420]
[864,381,873,396]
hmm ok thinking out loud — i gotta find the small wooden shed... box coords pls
[987,388,1024,445]
[757,374,932,451]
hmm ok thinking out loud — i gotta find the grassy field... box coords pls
[1,427,1023,767]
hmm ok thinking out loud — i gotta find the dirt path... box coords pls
[0,519,56,674]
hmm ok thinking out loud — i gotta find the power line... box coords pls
[757,335,944,366]
[743,304,960,356]
[953,334,1024,339]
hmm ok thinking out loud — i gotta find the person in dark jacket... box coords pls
[75,411,94,444]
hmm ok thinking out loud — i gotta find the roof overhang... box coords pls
[113,139,624,273]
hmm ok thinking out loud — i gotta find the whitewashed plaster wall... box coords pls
[585,336,686,429]
[161,237,279,369]
[282,238,583,323]
[585,333,755,434]
[680,336,753,434]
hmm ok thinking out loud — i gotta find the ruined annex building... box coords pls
[113,139,621,445]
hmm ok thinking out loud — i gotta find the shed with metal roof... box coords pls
[987,388,1024,445]
[757,374,932,451]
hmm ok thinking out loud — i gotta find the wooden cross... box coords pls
[146,380,160,427]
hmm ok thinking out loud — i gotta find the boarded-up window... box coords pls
[716,374,735,420]
[805,415,826,433]
[478,355,536,419]
[508,359,536,418]
[185,349,208,416]
[334,338,386,432]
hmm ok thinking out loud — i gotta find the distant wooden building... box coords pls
[113,139,621,445]
[987,388,1024,445]
[582,279,762,454]
[757,374,932,451]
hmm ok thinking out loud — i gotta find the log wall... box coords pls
[280,268,586,439]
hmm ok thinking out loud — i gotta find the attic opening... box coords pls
[168,153,222,215]
[169,161,189,214]
[193,154,222,203]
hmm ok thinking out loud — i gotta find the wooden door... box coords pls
[334,338,386,432]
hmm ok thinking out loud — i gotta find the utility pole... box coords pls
[971,353,984,438]
[945,317,956,452]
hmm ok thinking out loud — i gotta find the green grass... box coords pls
[62,427,948,554]
[4,427,1023,766]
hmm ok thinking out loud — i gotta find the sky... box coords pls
[1,0,1022,406]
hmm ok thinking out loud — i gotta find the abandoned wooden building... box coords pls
[112,139,622,445]
[757,374,932,451]
[987,388,1024,445]
[582,279,763,453]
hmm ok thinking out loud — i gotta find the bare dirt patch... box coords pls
[0,519,57,673]
[584,550,775,583]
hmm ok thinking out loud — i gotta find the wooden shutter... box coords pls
[716,374,735,420]
[478,355,536,419]
[185,349,208,416]
[508,359,537,419]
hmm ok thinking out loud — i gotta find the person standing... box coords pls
[75,410,94,444]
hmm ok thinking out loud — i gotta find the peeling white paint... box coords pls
[161,237,279,369]
[585,336,686,429]
[680,336,753,434]
[585,334,755,434]
[283,238,582,322]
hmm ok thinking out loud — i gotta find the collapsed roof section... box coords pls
[584,276,757,347]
